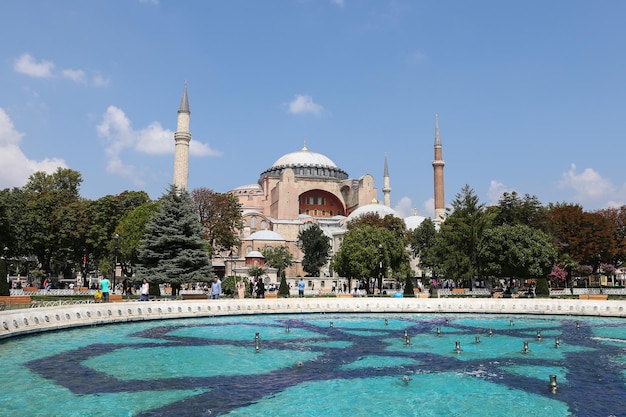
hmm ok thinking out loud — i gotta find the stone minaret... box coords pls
[382,153,391,207]
[173,83,191,190]
[432,114,446,222]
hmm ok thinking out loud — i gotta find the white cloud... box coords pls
[61,68,87,84]
[0,108,67,189]
[97,106,220,182]
[14,53,107,86]
[14,53,54,78]
[331,0,345,7]
[421,197,435,219]
[287,94,324,116]
[487,180,511,205]
[558,163,614,202]
[394,196,413,218]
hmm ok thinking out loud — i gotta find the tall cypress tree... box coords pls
[136,185,212,296]
[0,256,9,296]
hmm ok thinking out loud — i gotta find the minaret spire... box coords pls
[382,153,391,207]
[432,113,445,222]
[173,82,191,190]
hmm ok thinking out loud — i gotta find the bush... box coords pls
[278,272,290,297]
[403,276,415,297]
[535,277,550,297]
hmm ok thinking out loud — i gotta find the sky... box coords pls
[1,0,625,219]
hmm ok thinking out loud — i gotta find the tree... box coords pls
[492,191,548,231]
[247,265,266,282]
[331,225,408,294]
[298,224,331,276]
[595,206,626,268]
[191,188,243,256]
[478,224,557,280]
[20,168,87,277]
[408,217,438,276]
[115,201,161,279]
[547,204,615,270]
[548,265,567,288]
[403,276,414,297]
[278,272,290,297]
[261,246,293,280]
[136,185,212,296]
[434,185,493,283]
[347,213,408,243]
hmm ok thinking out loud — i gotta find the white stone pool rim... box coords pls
[1,297,625,340]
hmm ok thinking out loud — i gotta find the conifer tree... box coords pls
[136,185,212,296]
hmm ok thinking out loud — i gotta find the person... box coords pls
[100,277,110,303]
[94,287,103,303]
[140,278,149,301]
[44,278,52,291]
[256,279,265,298]
[236,277,246,299]
[298,278,305,297]
[211,276,222,300]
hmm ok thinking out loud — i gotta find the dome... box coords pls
[246,230,285,241]
[346,202,401,221]
[404,215,427,230]
[259,142,349,181]
[246,250,264,258]
[271,147,338,169]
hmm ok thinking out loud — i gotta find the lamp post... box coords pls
[378,244,383,296]
[113,234,120,292]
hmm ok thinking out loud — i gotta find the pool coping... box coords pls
[1,297,624,340]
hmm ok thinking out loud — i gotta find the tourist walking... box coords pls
[298,278,305,297]
[140,278,149,301]
[236,277,246,299]
[100,277,110,302]
[211,276,222,299]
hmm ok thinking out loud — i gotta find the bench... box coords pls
[579,294,609,300]
[264,293,278,299]
[181,293,208,300]
[452,288,467,294]
[0,295,34,309]
[109,294,124,302]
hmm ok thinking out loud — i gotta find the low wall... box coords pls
[1,298,624,340]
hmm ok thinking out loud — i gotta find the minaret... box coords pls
[382,153,391,207]
[432,114,446,222]
[173,82,191,190]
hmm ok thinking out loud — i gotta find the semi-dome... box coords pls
[259,142,349,181]
[246,250,264,258]
[245,230,285,241]
[346,202,401,221]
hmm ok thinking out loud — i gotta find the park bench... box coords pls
[0,295,34,309]
[579,294,609,300]
[452,288,467,295]
[181,293,208,300]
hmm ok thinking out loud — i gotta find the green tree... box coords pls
[21,168,87,277]
[115,201,161,279]
[298,224,331,276]
[347,213,408,243]
[492,191,548,231]
[247,265,266,282]
[261,246,293,280]
[278,271,290,297]
[434,185,493,284]
[478,224,557,280]
[136,185,212,296]
[408,217,438,277]
[191,188,243,256]
[331,225,408,294]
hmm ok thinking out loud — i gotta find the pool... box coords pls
[1,313,625,416]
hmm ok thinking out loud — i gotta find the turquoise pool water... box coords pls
[0,313,624,416]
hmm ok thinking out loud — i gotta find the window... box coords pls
[261,221,268,230]
[251,216,257,228]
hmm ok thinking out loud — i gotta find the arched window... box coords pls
[251,216,257,229]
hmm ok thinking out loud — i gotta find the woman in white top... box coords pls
[140,278,149,301]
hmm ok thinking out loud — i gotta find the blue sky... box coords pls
[1,0,625,218]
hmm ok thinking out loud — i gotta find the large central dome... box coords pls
[271,143,338,169]
[260,142,348,181]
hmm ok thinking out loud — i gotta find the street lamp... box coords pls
[2,247,8,293]
[378,244,383,296]
[113,234,120,292]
